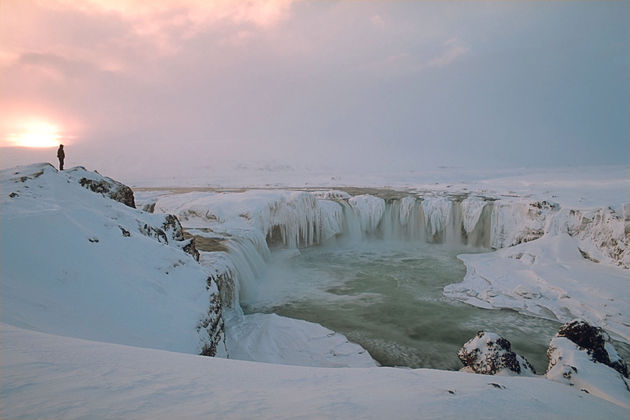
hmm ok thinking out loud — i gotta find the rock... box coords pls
[72,166,136,208]
[182,239,200,262]
[162,214,185,241]
[458,331,536,376]
[198,283,226,357]
[79,177,136,208]
[137,214,200,261]
[546,320,629,407]
[139,223,169,244]
[553,320,627,377]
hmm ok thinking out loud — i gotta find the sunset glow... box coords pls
[6,121,63,148]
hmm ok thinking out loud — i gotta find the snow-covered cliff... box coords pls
[0,163,225,356]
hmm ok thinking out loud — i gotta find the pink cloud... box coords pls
[369,14,385,28]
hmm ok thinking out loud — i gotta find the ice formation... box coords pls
[152,184,628,349]
[421,195,452,240]
[348,194,386,234]
[461,196,487,235]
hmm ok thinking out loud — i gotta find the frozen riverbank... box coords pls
[445,234,629,342]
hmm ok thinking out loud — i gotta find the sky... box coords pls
[0,0,628,183]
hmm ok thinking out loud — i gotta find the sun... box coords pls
[6,121,63,148]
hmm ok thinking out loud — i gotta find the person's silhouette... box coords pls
[57,144,65,171]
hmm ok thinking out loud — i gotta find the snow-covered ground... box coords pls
[2,323,627,420]
[0,163,223,355]
[130,163,628,209]
[225,313,377,367]
[1,162,628,418]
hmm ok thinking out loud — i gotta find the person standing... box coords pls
[57,144,65,171]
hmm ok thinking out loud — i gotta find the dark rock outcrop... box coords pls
[139,223,169,244]
[79,177,136,208]
[182,239,200,262]
[553,320,627,377]
[546,320,629,405]
[458,331,535,376]
[137,214,200,261]
[198,278,226,357]
[143,202,156,213]
[162,214,185,241]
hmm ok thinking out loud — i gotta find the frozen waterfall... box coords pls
[153,188,628,317]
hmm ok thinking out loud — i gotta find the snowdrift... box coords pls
[2,323,627,420]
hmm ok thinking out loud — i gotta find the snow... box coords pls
[225,312,377,368]
[126,164,627,210]
[444,234,629,342]
[546,336,629,408]
[155,190,333,248]
[2,162,629,418]
[2,323,627,420]
[458,331,536,376]
[0,163,222,354]
[489,199,551,249]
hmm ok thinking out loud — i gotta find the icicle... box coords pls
[339,200,362,241]
[421,196,451,240]
[461,197,487,235]
[348,195,386,235]
[318,199,345,242]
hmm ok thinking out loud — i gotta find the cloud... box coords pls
[0,1,626,174]
[0,0,297,69]
[427,38,469,68]
[56,0,296,34]
[369,14,385,28]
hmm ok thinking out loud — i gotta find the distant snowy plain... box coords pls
[1,162,628,418]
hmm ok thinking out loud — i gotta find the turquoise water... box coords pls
[242,241,571,371]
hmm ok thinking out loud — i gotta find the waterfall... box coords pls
[155,190,497,314]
